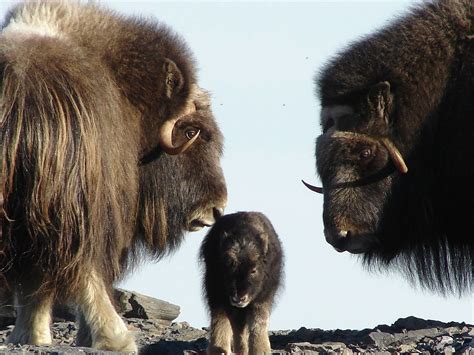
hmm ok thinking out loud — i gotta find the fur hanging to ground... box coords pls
[0,1,227,352]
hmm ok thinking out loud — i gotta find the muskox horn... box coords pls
[158,103,200,155]
[381,138,408,174]
[302,180,323,194]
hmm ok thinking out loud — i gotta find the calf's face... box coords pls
[221,233,268,308]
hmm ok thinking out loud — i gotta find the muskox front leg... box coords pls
[208,308,233,355]
[248,304,271,354]
[74,270,137,353]
[8,285,53,345]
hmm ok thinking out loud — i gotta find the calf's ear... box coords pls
[367,81,392,125]
[163,58,184,99]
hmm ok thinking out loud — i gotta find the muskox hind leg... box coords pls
[208,308,233,355]
[248,304,271,354]
[8,283,54,345]
[74,270,137,353]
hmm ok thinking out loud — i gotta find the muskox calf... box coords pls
[200,212,283,355]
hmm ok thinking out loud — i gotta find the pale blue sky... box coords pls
[1,1,472,330]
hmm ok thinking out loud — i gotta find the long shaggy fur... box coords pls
[1,33,137,290]
[316,0,473,295]
[200,212,283,354]
[0,1,226,350]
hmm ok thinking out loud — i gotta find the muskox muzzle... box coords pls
[323,228,378,254]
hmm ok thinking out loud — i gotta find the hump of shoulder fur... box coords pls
[1,1,108,39]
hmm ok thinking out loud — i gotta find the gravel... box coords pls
[0,316,472,354]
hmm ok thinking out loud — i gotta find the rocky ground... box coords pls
[0,290,472,354]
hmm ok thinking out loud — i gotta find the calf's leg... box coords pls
[248,304,271,354]
[208,308,233,354]
[231,316,249,355]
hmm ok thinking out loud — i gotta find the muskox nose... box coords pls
[324,228,350,252]
[230,294,250,308]
[232,295,248,303]
[213,207,224,220]
[324,227,377,254]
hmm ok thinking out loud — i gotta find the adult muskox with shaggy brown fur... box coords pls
[305,0,473,295]
[0,1,227,352]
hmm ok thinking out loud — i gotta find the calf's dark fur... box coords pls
[200,212,283,355]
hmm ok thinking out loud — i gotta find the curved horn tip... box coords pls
[381,138,408,174]
[302,179,324,194]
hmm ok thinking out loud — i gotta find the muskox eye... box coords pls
[360,148,372,160]
[185,128,198,140]
[250,268,257,275]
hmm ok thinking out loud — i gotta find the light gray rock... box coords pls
[0,288,180,327]
[114,289,180,323]
[368,331,398,348]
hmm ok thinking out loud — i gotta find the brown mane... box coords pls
[0,1,227,351]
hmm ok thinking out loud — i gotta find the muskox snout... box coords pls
[230,294,250,308]
[324,228,350,252]
[188,200,227,232]
[324,227,377,254]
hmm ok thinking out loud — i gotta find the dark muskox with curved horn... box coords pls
[313,0,473,296]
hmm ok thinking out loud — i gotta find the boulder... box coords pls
[114,288,180,323]
[0,288,180,327]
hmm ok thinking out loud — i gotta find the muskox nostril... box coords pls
[231,295,240,304]
[231,294,248,304]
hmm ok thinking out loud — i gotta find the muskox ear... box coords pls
[258,233,269,255]
[163,58,184,99]
[367,81,392,125]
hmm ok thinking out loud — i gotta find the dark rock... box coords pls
[140,337,208,355]
[393,316,467,331]
[393,316,431,330]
